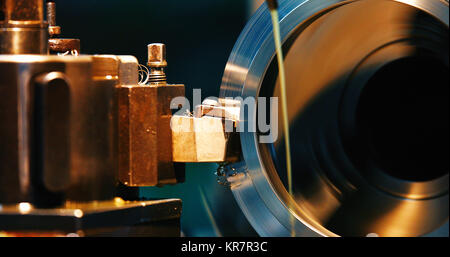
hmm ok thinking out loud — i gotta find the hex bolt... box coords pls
[47,2,56,26]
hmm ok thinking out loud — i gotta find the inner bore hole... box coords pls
[356,56,449,182]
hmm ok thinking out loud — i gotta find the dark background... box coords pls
[53,0,250,101]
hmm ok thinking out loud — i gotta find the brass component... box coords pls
[48,25,61,36]
[1,0,44,23]
[0,0,48,54]
[147,43,167,84]
[92,55,119,79]
[46,1,61,37]
[171,115,240,163]
[171,101,241,163]
[118,83,185,186]
[48,38,80,55]
[147,43,167,68]
[116,47,185,187]
[0,55,118,205]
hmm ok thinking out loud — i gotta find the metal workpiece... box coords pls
[0,56,98,205]
[0,55,120,205]
[117,84,186,187]
[147,43,168,84]
[220,0,449,236]
[116,49,186,187]
[65,55,117,203]
[0,0,48,54]
[147,43,167,67]
[0,0,44,24]
[48,38,80,55]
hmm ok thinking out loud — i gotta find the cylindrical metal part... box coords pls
[147,43,167,68]
[147,43,167,84]
[0,0,48,54]
[48,38,80,55]
[64,55,119,202]
[46,2,56,26]
[219,0,449,237]
[2,0,44,22]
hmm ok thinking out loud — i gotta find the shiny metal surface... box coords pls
[147,43,168,84]
[117,53,185,187]
[47,2,61,37]
[220,0,448,236]
[0,0,48,54]
[0,55,117,205]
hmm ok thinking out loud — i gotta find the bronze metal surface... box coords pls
[0,0,48,54]
[49,38,80,54]
[118,83,185,187]
[0,198,182,236]
[0,55,119,205]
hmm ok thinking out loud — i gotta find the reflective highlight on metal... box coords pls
[0,0,48,54]
[220,0,449,236]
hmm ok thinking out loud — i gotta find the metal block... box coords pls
[118,83,185,187]
[171,114,241,163]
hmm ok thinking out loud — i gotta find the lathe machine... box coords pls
[0,0,448,237]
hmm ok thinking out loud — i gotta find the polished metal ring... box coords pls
[220,0,449,236]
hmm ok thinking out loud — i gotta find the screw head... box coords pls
[147,43,167,68]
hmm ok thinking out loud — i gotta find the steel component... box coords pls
[117,54,185,186]
[147,43,167,84]
[48,38,80,55]
[0,198,182,236]
[0,55,118,206]
[171,99,241,163]
[147,43,167,68]
[117,84,185,186]
[0,0,48,54]
[220,0,449,237]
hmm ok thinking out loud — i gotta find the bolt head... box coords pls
[147,43,167,68]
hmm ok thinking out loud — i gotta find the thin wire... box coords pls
[138,64,150,85]
[270,8,295,237]
[57,49,78,56]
